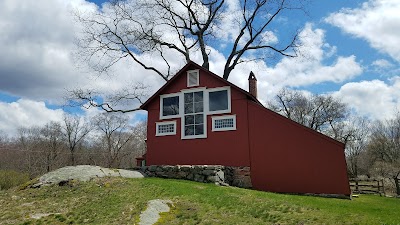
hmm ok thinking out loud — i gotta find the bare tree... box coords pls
[93,113,135,167]
[344,117,372,178]
[67,83,148,113]
[14,127,45,177]
[62,115,92,165]
[121,121,147,167]
[72,0,306,112]
[0,131,7,145]
[367,115,400,195]
[39,122,66,172]
[268,88,349,139]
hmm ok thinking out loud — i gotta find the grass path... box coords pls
[0,177,399,224]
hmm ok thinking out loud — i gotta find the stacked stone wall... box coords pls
[139,165,252,188]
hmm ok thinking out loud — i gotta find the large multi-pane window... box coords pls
[183,91,205,138]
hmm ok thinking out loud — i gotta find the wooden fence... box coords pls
[349,178,385,196]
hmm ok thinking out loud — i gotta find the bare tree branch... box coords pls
[72,0,307,112]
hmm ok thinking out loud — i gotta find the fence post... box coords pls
[355,180,359,193]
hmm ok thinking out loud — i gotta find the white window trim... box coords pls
[180,87,207,93]
[212,115,236,132]
[181,113,207,139]
[159,93,181,120]
[207,86,231,115]
[157,86,234,138]
[156,121,177,136]
[187,69,200,87]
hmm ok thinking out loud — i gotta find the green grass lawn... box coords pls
[0,177,399,224]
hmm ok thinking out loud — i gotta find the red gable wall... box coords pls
[143,62,350,196]
[145,64,251,166]
[247,101,351,196]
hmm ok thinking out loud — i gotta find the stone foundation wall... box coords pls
[140,165,252,188]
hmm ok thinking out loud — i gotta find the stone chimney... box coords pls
[248,71,257,98]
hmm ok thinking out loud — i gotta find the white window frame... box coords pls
[181,87,207,140]
[159,93,181,120]
[207,86,231,115]
[212,115,236,131]
[156,121,177,136]
[187,69,200,87]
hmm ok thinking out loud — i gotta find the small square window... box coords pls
[187,70,199,87]
[156,121,177,136]
[212,115,236,132]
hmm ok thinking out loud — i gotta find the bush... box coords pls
[0,170,30,190]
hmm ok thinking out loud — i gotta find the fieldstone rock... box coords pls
[148,165,158,172]
[35,165,144,187]
[194,174,205,182]
[139,199,173,225]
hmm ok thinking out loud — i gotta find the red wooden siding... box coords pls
[145,65,251,166]
[247,101,351,196]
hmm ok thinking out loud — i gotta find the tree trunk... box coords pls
[46,154,51,172]
[70,151,76,166]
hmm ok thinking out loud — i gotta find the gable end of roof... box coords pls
[140,61,262,109]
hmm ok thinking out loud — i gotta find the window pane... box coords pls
[194,91,203,102]
[188,72,198,86]
[185,115,194,125]
[194,102,203,113]
[184,103,193,114]
[195,114,203,124]
[158,123,175,134]
[163,96,179,116]
[195,124,204,135]
[185,125,194,136]
[184,93,193,103]
[209,90,228,111]
[214,118,234,129]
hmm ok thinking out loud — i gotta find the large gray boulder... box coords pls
[35,165,144,187]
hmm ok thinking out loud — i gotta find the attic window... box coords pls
[212,115,236,131]
[187,70,199,87]
[156,121,177,136]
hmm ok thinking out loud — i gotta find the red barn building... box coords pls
[140,61,351,197]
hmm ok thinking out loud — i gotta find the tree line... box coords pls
[268,88,400,196]
[0,113,146,178]
[1,89,399,195]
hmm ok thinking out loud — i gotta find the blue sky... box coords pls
[0,0,399,136]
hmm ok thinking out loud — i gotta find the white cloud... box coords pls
[224,23,363,104]
[371,59,394,69]
[0,0,170,107]
[0,0,99,101]
[325,0,400,62]
[0,99,64,136]
[333,78,400,120]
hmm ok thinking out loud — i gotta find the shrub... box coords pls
[0,170,30,190]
